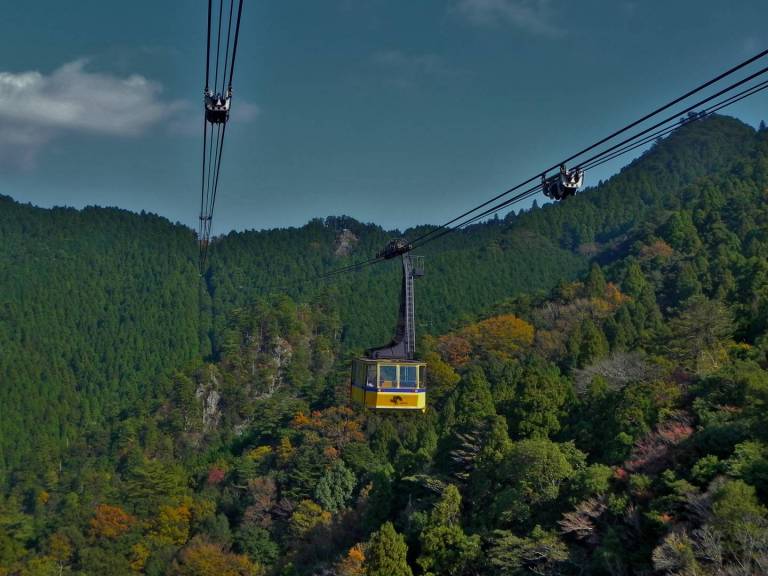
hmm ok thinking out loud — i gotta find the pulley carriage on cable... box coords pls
[541,164,584,201]
[350,239,427,412]
[205,88,232,124]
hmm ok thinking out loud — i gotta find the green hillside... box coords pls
[1,115,768,575]
[0,115,758,474]
[0,200,204,473]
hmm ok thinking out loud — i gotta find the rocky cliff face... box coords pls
[196,368,222,432]
[334,228,358,257]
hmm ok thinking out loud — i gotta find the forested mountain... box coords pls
[0,200,204,473]
[2,115,768,575]
[206,116,757,346]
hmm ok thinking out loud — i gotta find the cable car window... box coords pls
[366,365,377,388]
[380,365,397,387]
[419,366,426,387]
[401,366,417,388]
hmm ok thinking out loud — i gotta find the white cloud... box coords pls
[454,0,558,35]
[0,59,184,168]
[0,60,180,135]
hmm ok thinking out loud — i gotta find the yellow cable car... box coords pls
[350,241,427,412]
[351,358,427,411]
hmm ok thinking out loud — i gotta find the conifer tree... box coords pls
[585,263,607,297]
[365,522,412,576]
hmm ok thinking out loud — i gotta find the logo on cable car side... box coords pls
[390,395,404,405]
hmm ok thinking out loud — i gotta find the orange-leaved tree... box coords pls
[171,539,264,576]
[468,314,535,359]
[89,503,136,540]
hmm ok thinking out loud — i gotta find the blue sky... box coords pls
[1,0,766,233]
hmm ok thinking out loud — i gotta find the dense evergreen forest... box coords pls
[1,115,768,574]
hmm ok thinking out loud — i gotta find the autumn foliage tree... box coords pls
[439,314,534,364]
[89,504,136,540]
[334,544,366,576]
[171,539,263,576]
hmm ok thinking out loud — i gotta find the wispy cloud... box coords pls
[741,36,761,56]
[373,50,460,88]
[453,0,559,35]
[168,98,260,137]
[0,59,183,168]
[232,100,260,123]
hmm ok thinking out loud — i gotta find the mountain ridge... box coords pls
[2,113,768,574]
[0,114,761,473]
